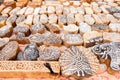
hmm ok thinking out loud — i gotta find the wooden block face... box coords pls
[4,0,14,2]
[24,7,34,16]
[1,7,12,14]
[33,0,42,2]
[25,15,33,26]
[17,0,29,2]
[0,61,60,78]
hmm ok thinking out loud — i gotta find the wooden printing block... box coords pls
[33,8,40,15]
[48,14,58,24]
[6,15,17,27]
[62,34,83,47]
[16,15,26,25]
[24,7,34,16]
[24,15,33,26]
[43,33,62,47]
[1,7,12,14]
[0,41,19,60]
[0,24,13,37]
[10,32,29,44]
[3,0,16,8]
[58,15,67,27]
[56,5,63,16]
[0,61,60,78]
[16,7,27,15]
[39,6,47,14]
[103,32,120,43]
[44,1,61,7]
[83,31,103,47]
[13,24,30,36]
[0,14,8,27]
[4,0,14,2]
[33,15,40,24]
[28,0,42,7]
[27,1,37,8]
[0,38,9,49]
[0,5,6,12]
[9,7,21,15]
[16,2,26,8]
[16,0,29,8]
[45,23,60,33]
[30,22,45,34]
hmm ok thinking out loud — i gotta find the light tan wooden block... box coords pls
[24,7,34,16]
[103,32,120,42]
[33,15,40,24]
[32,0,42,2]
[4,0,14,2]
[92,14,103,24]
[0,61,60,78]
[16,0,29,8]
[3,1,16,8]
[47,6,55,15]
[9,7,21,15]
[48,14,57,24]
[17,0,28,2]
[17,7,27,15]
[45,1,61,6]
[40,6,47,14]
[63,24,79,34]
[83,31,103,47]
[84,7,93,14]
[16,2,26,8]
[56,5,63,16]
[1,7,12,14]
[0,5,6,12]
[0,14,8,27]
[40,14,48,24]
[32,0,42,6]
[24,15,33,26]
[33,7,40,15]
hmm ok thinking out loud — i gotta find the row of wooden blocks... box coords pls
[1,0,42,8]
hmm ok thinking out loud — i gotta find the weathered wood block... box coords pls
[44,1,61,6]
[24,15,33,26]
[0,61,60,78]
[16,0,29,8]
[0,5,6,13]
[28,0,42,7]
[4,0,14,2]
[33,0,42,4]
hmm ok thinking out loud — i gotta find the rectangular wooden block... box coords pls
[25,15,33,26]
[16,0,29,7]
[4,0,14,2]
[28,0,42,7]
[17,0,29,2]
[0,61,60,78]
[17,7,27,15]
[0,5,6,12]
[1,7,12,14]
[24,7,34,16]
[45,1,61,6]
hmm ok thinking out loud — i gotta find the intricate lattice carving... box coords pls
[0,61,60,73]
